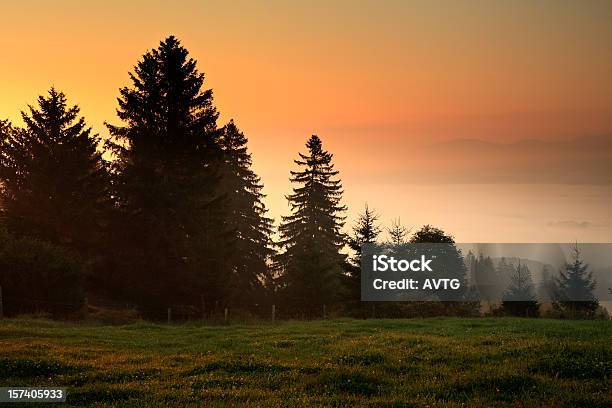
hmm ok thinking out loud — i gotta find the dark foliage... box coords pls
[0,229,85,317]
[105,36,229,313]
[500,262,540,317]
[0,89,109,258]
[553,244,598,318]
[473,255,498,300]
[410,224,468,301]
[275,135,347,317]
[218,120,274,311]
[345,204,381,315]
[387,217,409,246]
[409,225,478,314]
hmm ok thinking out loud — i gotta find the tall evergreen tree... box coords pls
[218,120,274,310]
[387,218,409,246]
[474,255,497,300]
[0,88,109,258]
[105,36,227,311]
[346,204,381,302]
[554,244,598,317]
[465,250,477,285]
[276,135,347,317]
[348,204,380,269]
[495,257,514,295]
[501,261,539,317]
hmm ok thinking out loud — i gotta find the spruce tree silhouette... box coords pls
[347,204,381,305]
[276,135,347,317]
[218,120,274,311]
[0,88,109,257]
[387,218,409,246]
[553,244,598,317]
[495,257,514,297]
[105,36,228,312]
[501,261,540,317]
[474,255,497,301]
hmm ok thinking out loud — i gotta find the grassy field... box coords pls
[0,318,610,407]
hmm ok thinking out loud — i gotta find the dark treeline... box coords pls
[0,36,602,320]
[465,245,601,318]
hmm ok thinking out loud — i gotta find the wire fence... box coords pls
[0,287,328,323]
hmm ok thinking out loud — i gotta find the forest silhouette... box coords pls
[0,36,601,320]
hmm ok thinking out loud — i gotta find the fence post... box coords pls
[0,285,3,318]
[224,307,228,322]
[167,308,172,324]
[323,304,327,320]
[272,304,276,322]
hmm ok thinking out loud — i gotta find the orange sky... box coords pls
[1,0,611,242]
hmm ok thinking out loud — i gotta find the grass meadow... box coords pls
[0,318,610,407]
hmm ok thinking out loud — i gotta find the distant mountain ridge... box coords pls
[428,133,612,151]
[409,134,612,184]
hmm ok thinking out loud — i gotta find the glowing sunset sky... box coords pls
[1,0,611,242]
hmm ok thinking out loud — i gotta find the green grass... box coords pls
[0,318,610,407]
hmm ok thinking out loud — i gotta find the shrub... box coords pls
[0,229,85,317]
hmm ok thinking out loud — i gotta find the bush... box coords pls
[495,301,540,318]
[0,229,85,317]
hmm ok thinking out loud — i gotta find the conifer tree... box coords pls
[465,250,477,285]
[495,257,514,294]
[0,118,11,143]
[462,250,483,302]
[276,135,347,316]
[0,89,109,257]
[348,204,380,269]
[554,244,598,317]
[347,204,381,302]
[409,227,466,290]
[105,36,227,311]
[387,218,409,246]
[218,120,274,310]
[501,261,539,317]
[475,255,497,300]
[409,225,473,314]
